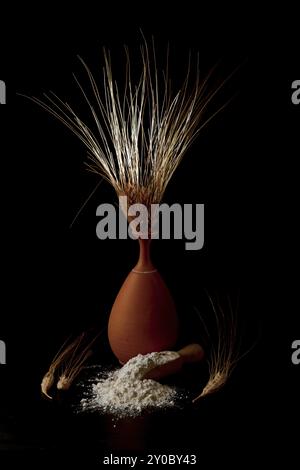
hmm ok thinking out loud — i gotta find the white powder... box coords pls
[81,351,181,417]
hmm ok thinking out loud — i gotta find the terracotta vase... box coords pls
[108,239,179,363]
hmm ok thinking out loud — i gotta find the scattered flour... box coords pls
[81,351,181,417]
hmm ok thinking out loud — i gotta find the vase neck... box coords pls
[134,239,155,272]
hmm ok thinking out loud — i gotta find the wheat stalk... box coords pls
[41,331,100,399]
[27,40,231,209]
[193,294,240,401]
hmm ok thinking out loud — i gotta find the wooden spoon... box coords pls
[144,343,204,381]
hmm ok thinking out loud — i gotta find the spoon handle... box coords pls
[178,343,204,363]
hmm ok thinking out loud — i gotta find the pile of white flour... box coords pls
[81,351,180,417]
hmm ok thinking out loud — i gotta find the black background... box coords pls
[0,5,299,468]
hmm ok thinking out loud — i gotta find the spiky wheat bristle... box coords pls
[28,40,230,209]
[41,332,99,398]
[193,294,240,402]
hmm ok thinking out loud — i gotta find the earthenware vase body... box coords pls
[108,239,179,363]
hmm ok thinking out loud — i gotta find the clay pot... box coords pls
[108,239,179,363]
